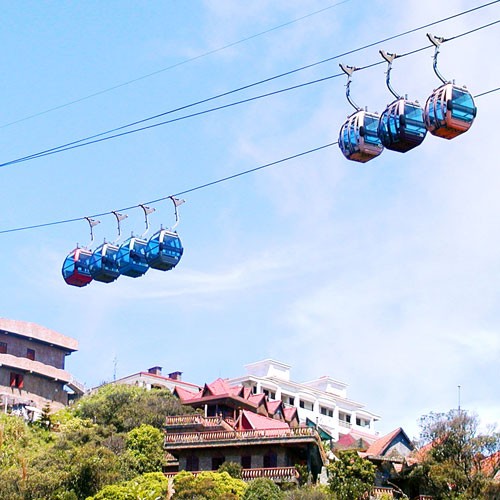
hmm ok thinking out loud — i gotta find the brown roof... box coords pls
[0,353,73,383]
[364,427,413,457]
[0,318,78,352]
[240,409,290,430]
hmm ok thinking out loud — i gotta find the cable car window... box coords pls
[363,115,380,145]
[403,104,425,135]
[451,88,475,122]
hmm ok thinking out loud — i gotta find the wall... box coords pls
[0,333,66,369]
[0,367,68,408]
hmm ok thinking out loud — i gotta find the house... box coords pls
[0,318,84,413]
[165,377,327,483]
[105,365,201,395]
[228,359,380,441]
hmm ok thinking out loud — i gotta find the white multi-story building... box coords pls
[229,359,380,441]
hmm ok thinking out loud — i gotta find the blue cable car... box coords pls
[62,248,93,287]
[116,236,149,278]
[146,229,183,271]
[424,84,476,139]
[377,50,427,153]
[337,64,384,163]
[378,98,427,153]
[339,110,384,163]
[89,242,120,283]
[423,33,477,140]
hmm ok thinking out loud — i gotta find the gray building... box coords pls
[0,318,84,413]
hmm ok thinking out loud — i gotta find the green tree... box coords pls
[125,424,164,474]
[410,410,500,499]
[327,450,376,500]
[242,477,283,500]
[88,472,169,500]
[75,384,190,432]
[173,470,247,499]
[218,461,243,478]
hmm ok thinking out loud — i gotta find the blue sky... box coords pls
[1,0,498,439]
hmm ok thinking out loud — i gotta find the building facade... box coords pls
[228,359,380,442]
[0,318,83,413]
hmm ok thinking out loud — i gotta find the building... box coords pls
[165,377,327,483]
[228,359,380,442]
[106,365,201,395]
[0,318,84,413]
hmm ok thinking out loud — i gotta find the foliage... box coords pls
[125,424,164,474]
[409,410,500,499]
[173,470,247,499]
[218,461,243,478]
[75,384,190,432]
[283,485,331,499]
[88,472,169,500]
[242,477,284,500]
[327,450,376,500]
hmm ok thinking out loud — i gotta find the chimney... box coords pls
[148,366,162,376]
[168,371,182,381]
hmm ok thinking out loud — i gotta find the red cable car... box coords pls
[62,247,93,287]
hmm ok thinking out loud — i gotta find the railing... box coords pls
[371,487,394,498]
[165,415,223,427]
[338,419,352,429]
[242,467,299,480]
[164,467,299,482]
[165,426,317,444]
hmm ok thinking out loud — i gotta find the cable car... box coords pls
[146,229,183,271]
[378,98,427,153]
[337,64,384,163]
[116,236,149,278]
[62,247,93,287]
[423,33,477,140]
[424,83,476,139]
[339,110,384,163]
[89,242,120,283]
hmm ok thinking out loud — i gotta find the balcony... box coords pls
[338,419,352,429]
[164,427,319,449]
[164,466,299,482]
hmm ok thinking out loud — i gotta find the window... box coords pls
[212,456,225,470]
[356,417,370,428]
[299,400,313,411]
[252,385,257,394]
[185,455,199,471]
[10,373,24,389]
[26,348,35,361]
[320,406,334,417]
[241,455,252,468]
[0,342,6,354]
[339,412,351,426]
[263,451,278,468]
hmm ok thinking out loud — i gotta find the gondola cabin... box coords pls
[116,236,149,278]
[424,83,476,139]
[62,248,93,287]
[378,98,427,153]
[146,229,183,271]
[339,110,384,163]
[89,242,120,283]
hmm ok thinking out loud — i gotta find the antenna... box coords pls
[458,385,461,413]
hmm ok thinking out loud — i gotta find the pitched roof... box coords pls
[283,406,298,422]
[240,409,290,430]
[174,386,200,402]
[365,427,413,456]
[267,400,283,414]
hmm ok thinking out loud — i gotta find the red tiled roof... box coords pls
[267,400,282,414]
[365,427,411,456]
[283,407,298,422]
[248,393,266,405]
[0,318,78,352]
[481,451,500,478]
[240,409,290,430]
[203,378,234,397]
[138,371,200,388]
[174,386,201,402]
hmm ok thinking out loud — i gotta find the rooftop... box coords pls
[0,318,78,352]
